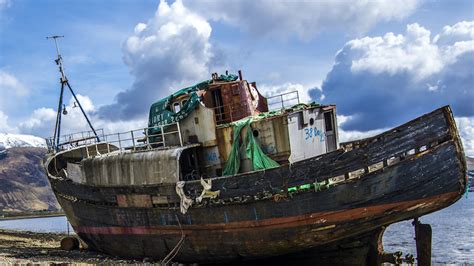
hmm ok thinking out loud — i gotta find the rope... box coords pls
[175,181,193,214]
[161,213,186,265]
[196,177,220,203]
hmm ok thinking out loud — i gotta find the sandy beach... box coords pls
[0,229,155,264]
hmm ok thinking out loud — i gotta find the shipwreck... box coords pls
[43,39,467,265]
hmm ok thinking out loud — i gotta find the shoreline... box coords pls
[0,229,154,264]
[0,212,65,221]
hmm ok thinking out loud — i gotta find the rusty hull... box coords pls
[46,106,467,263]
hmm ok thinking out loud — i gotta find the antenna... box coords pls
[47,35,100,151]
[46,35,66,83]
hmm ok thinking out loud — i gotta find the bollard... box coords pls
[60,236,80,251]
[413,218,432,266]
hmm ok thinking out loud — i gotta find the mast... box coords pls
[47,35,100,152]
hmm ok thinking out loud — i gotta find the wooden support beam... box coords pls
[414,218,432,266]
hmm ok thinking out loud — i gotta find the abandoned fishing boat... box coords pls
[43,45,467,264]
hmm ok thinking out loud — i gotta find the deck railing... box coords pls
[266,91,300,111]
[46,122,183,155]
[210,91,301,125]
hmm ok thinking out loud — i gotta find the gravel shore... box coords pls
[0,229,159,264]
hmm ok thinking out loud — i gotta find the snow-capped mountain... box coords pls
[0,133,47,149]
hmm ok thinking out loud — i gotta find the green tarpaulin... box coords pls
[221,102,321,176]
[147,74,238,137]
[222,117,280,176]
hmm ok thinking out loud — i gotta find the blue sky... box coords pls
[0,0,473,155]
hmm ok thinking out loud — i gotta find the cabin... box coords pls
[149,72,340,180]
[46,72,339,187]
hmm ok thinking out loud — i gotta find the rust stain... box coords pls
[78,191,458,235]
[116,194,153,208]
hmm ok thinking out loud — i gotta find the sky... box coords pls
[0,0,473,155]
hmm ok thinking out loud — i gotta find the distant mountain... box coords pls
[0,146,60,213]
[464,156,473,192]
[0,133,46,149]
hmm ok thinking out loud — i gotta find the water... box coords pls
[0,216,72,233]
[0,195,472,263]
[383,194,473,264]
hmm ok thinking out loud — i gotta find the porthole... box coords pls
[253,129,259,138]
[309,118,315,126]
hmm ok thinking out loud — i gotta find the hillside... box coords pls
[0,147,60,213]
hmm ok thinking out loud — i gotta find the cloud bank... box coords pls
[310,21,474,155]
[99,0,215,121]
[185,0,420,40]
[98,0,423,121]
[312,21,473,130]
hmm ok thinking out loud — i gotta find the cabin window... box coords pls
[324,112,333,131]
[212,89,225,122]
[232,84,240,95]
[173,102,181,113]
[181,100,187,106]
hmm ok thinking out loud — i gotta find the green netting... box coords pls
[222,117,280,176]
[148,74,238,128]
[147,74,238,138]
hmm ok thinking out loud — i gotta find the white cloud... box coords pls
[99,0,215,120]
[316,21,474,133]
[0,70,29,118]
[349,24,443,80]
[258,82,317,109]
[0,70,28,97]
[313,21,474,155]
[348,22,474,80]
[185,0,421,40]
[19,95,146,139]
[0,110,18,133]
[337,114,386,143]
[18,107,56,137]
[98,0,422,121]
[434,21,474,46]
[71,94,95,112]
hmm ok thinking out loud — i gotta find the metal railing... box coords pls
[46,122,184,156]
[46,129,105,152]
[266,91,300,111]
[210,91,301,125]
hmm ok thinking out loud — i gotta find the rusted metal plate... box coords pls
[151,195,168,205]
[216,126,233,163]
[116,194,152,208]
[251,115,291,162]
